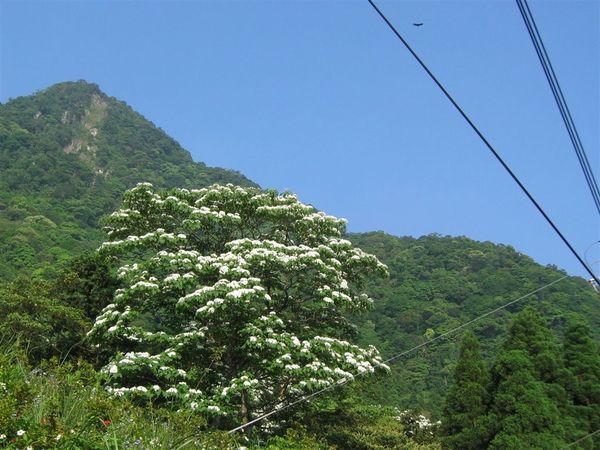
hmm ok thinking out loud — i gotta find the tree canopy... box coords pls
[88,183,390,426]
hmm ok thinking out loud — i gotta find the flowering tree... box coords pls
[88,183,389,425]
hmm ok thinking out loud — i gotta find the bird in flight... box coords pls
[413,22,423,27]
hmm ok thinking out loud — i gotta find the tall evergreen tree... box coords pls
[486,350,566,449]
[484,308,572,449]
[502,307,563,383]
[500,307,575,429]
[441,332,490,449]
[562,320,600,449]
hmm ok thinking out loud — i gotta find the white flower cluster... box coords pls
[99,228,188,252]
[395,410,442,436]
[220,375,261,400]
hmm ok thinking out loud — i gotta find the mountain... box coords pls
[0,81,256,279]
[1,81,598,419]
[348,232,600,415]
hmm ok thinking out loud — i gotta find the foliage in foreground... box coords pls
[0,340,437,449]
[292,393,440,450]
[0,342,240,449]
[0,278,90,364]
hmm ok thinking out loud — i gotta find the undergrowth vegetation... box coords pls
[0,339,438,449]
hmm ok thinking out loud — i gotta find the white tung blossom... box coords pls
[92,183,389,418]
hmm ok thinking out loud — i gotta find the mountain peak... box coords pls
[41,79,103,96]
[11,80,105,120]
[0,81,256,279]
[1,80,256,189]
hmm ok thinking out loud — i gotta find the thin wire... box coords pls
[560,429,600,449]
[365,0,600,285]
[515,0,600,212]
[516,0,600,214]
[521,0,600,211]
[584,241,600,271]
[384,274,567,364]
[228,274,569,433]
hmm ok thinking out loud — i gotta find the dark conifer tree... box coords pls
[502,307,563,382]
[485,307,573,449]
[486,350,566,449]
[500,307,575,432]
[488,308,576,449]
[441,332,490,449]
[562,320,600,449]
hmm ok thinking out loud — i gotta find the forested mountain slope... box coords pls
[1,82,598,421]
[349,232,600,415]
[0,81,255,279]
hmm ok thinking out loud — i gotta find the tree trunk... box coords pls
[241,390,252,435]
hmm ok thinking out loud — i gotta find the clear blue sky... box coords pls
[1,0,598,278]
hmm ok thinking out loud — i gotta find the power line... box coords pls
[228,274,569,433]
[518,0,600,212]
[513,12,600,447]
[384,274,568,364]
[515,0,600,215]
[366,0,600,285]
[560,428,600,449]
[584,241,600,276]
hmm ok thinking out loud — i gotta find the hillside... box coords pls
[1,82,599,447]
[0,81,256,279]
[349,232,600,415]
[1,81,598,418]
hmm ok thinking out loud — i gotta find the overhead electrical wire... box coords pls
[228,274,569,433]
[514,9,600,449]
[365,0,600,285]
[515,0,600,215]
[560,429,600,449]
[584,240,600,274]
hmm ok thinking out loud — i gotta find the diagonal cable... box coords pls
[516,0,600,214]
[560,428,600,449]
[366,0,599,284]
[228,274,569,433]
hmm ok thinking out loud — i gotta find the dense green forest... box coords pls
[0,82,598,449]
[439,311,600,449]
[349,232,600,416]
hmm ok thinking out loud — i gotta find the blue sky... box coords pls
[1,0,598,278]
